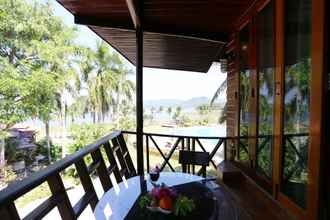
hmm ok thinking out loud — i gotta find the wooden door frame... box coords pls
[307,0,325,219]
[273,0,326,219]
[234,0,325,219]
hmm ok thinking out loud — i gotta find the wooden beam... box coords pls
[125,0,140,28]
[74,15,228,43]
[307,0,325,219]
[273,0,284,200]
[74,15,134,30]
[136,25,144,175]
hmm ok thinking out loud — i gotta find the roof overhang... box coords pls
[58,0,254,72]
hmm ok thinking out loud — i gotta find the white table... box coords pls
[94,172,203,220]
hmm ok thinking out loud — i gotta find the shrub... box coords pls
[5,138,20,163]
[36,138,62,162]
[66,123,113,178]
[68,123,113,154]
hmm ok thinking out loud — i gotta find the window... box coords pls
[256,2,274,179]
[282,0,311,209]
[239,25,250,163]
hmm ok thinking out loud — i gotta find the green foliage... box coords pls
[0,0,81,131]
[0,165,17,189]
[68,123,113,154]
[174,196,195,216]
[172,106,182,122]
[4,138,20,162]
[78,41,135,123]
[36,138,62,162]
[138,194,152,209]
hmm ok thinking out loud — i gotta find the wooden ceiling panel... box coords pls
[91,27,224,72]
[57,0,252,72]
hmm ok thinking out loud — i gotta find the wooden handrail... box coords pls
[0,129,309,220]
[0,131,133,220]
[0,131,121,205]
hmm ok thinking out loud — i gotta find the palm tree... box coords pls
[79,41,135,123]
[210,78,227,123]
[167,107,172,122]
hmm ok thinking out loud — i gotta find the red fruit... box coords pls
[158,187,170,198]
[159,196,173,210]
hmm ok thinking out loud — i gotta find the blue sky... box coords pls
[47,0,227,101]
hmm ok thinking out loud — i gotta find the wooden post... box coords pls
[136,25,144,175]
[273,0,284,199]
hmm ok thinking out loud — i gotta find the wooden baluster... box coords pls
[192,138,195,174]
[224,138,227,161]
[75,159,98,210]
[186,138,190,174]
[117,134,136,176]
[181,138,185,173]
[146,135,150,173]
[91,148,112,192]
[47,174,75,220]
[103,142,122,183]
[0,202,20,220]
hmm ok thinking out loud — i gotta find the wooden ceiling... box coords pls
[58,0,254,72]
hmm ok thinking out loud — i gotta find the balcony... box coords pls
[0,0,328,219]
[0,130,306,220]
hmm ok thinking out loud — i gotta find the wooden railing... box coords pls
[0,129,308,220]
[122,131,230,176]
[0,131,136,220]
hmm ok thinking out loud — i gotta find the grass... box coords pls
[15,182,51,209]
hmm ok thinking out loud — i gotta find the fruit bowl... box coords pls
[139,182,195,217]
[146,206,172,214]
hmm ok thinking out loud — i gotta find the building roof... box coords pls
[58,0,254,72]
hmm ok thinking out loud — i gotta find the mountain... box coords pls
[144,96,224,109]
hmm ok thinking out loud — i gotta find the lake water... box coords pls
[170,124,226,137]
[152,124,227,164]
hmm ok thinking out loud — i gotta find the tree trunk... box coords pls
[0,138,5,173]
[92,111,96,124]
[45,121,51,162]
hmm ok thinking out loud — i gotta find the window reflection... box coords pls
[282,0,311,209]
[239,25,250,163]
[256,2,274,179]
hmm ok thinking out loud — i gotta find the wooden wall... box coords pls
[225,35,239,159]
[224,0,327,219]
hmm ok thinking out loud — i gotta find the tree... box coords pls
[211,78,227,124]
[79,41,134,123]
[167,107,172,122]
[0,0,80,163]
[172,106,182,122]
[158,106,163,113]
[150,106,156,121]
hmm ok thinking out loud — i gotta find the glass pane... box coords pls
[256,2,274,179]
[239,25,250,163]
[282,0,311,209]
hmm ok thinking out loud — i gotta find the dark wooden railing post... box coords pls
[0,203,20,220]
[186,138,191,173]
[47,174,75,220]
[224,138,227,160]
[192,138,196,174]
[75,159,98,210]
[146,135,150,173]
[135,1,144,175]
[181,138,185,172]
[103,142,122,183]
[91,149,112,192]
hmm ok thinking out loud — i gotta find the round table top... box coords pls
[94,172,203,220]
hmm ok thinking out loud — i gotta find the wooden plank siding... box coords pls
[225,35,239,160]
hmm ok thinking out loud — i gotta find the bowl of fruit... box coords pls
[139,183,195,217]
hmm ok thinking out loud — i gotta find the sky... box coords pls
[46,0,227,101]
